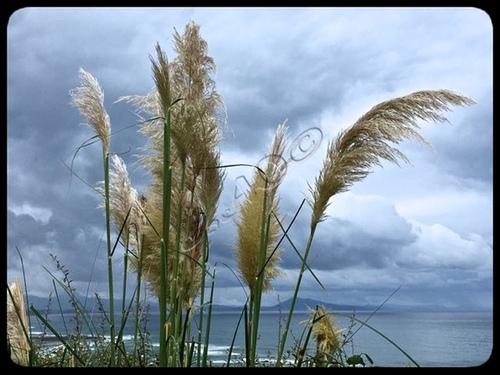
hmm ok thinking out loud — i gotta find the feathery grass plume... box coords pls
[233,123,288,366]
[309,89,476,228]
[97,154,144,255]
[117,22,225,308]
[234,123,288,294]
[151,43,172,120]
[169,20,226,232]
[7,277,30,366]
[70,66,117,364]
[171,21,217,102]
[197,147,224,227]
[70,68,111,152]
[307,305,342,366]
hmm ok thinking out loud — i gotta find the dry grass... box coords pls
[69,68,111,152]
[97,154,144,254]
[114,22,225,309]
[234,123,288,294]
[308,305,341,357]
[7,277,30,366]
[309,89,476,228]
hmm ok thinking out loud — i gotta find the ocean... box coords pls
[30,310,492,367]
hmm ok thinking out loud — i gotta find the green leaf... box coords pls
[347,354,365,367]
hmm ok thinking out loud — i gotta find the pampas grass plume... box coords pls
[70,68,111,152]
[309,89,476,228]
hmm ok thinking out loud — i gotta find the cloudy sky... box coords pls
[7,7,492,312]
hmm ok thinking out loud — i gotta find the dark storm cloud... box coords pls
[275,199,417,272]
[432,104,493,186]
[7,211,49,259]
[308,220,416,271]
[217,35,411,155]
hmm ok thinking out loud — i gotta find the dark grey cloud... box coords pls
[305,218,416,271]
[219,46,349,153]
[433,103,493,187]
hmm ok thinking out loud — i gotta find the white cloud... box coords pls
[398,220,492,270]
[395,189,493,239]
[10,203,53,225]
[326,192,412,239]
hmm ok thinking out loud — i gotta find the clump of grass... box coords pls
[288,304,343,367]
[117,21,226,366]
[307,305,342,367]
[25,253,159,367]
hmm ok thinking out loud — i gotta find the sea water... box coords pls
[29,310,492,367]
